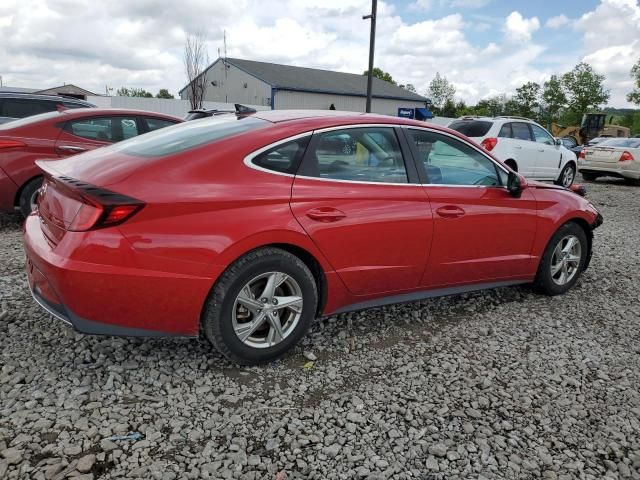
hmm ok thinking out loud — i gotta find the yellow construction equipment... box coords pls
[551,113,630,145]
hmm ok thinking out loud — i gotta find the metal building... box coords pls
[179,58,428,116]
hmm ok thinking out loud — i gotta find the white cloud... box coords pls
[503,11,540,43]
[575,0,640,106]
[410,0,490,10]
[545,14,571,29]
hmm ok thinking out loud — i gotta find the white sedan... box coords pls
[578,138,640,185]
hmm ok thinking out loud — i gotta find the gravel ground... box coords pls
[1,179,639,480]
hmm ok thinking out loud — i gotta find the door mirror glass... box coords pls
[555,137,563,146]
[507,171,527,197]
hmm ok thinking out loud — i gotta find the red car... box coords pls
[23,111,602,364]
[0,108,182,216]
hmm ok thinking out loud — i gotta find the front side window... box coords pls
[302,127,408,184]
[511,122,533,141]
[408,129,503,186]
[252,136,310,174]
[531,124,554,145]
[67,116,139,142]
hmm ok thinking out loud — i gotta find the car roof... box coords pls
[0,92,94,105]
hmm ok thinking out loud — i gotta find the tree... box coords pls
[427,72,456,114]
[399,83,416,93]
[541,75,567,123]
[156,89,174,99]
[116,87,153,98]
[363,67,396,85]
[184,31,209,110]
[512,82,540,119]
[441,98,458,117]
[627,58,640,105]
[474,94,507,117]
[562,62,609,116]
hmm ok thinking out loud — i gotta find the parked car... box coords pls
[448,116,578,187]
[0,108,182,216]
[24,111,602,364]
[567,135,613,157]
[578,137,640,184]
[0,92,95,124]
[185,104,257,121]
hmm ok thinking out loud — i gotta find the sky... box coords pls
[0,0,638,107]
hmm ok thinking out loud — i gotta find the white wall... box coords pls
[274,90,427,117]
[86,96,269,117]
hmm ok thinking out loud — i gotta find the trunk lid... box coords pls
[584,146,623,164]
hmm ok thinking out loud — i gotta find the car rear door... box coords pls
[499,122,538,177]
[404,127,538,287]
[54,115,139,156]
[290,125,433,296]
[530,124,562,179]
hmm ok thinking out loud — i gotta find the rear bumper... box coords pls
[0,166,18,212]
[23,214,215,337]
[578,160,640,180]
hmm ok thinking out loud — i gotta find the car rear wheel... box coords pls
[18,176,43,218]
[202,247,318,365]
[534,222,588,296]
[581,172,598,182]
[555,163,576,187]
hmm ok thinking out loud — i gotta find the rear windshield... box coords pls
[116,115,269,157]
[448,120,493,137]
[0,110,63,130]
[598,138,640,149]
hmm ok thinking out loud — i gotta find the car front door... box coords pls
[290,126,433,296]
[531,124,562,179]
[404,127,538,288]
[54,115,140,156]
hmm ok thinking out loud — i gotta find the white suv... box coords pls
[448,116,578,187]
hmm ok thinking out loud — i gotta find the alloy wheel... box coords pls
[550,235,581,285]
[562,166,575,187]
[232,271,304,349]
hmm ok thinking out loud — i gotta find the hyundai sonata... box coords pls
[23,110,602,364]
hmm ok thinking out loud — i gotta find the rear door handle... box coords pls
[306,207,346,222]
[538,148,545,152]
[435,205,465,218]
[513,145,522,150]
[57,145,87,154]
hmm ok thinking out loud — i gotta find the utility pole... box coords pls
[363,0,377,113]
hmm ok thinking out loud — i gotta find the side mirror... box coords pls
[507,171,527,198]
[555,138,563,146]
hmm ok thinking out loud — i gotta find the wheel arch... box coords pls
[14,174,43,206]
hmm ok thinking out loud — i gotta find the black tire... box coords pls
[533,222,588,296]
[18,177,43,218]
[201,247,318,365]
[504,159,518,172]
[581,172,598,182]
[555,163,576,187]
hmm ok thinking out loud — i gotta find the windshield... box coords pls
[448,120,493,138]
[115,115,269,157]
[598,138,640,149]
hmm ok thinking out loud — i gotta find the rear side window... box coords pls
[448,120,493,137]
[252,137,310,174]
[511,122,533,141]
[498,123,512,138]
[145,117,178,132]
[0,99,55,118]
[118,116,268,157]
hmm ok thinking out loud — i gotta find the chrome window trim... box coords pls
[243,122,512,189]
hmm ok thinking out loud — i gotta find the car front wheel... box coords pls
[534,222,588,295]
[556,163,576,187]
[202,247,318,365]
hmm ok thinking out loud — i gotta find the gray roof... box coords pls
[35,84,97,96]
[181,57,427,102]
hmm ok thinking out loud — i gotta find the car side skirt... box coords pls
[331,279,531,315]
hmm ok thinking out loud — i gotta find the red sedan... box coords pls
[0,108,182,216]
[23,110,602,364]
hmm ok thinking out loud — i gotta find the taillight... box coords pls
[620,151,634,162]
[55,176,144,231]
[579,150,586,159]
[0,139,26,149]
[481,137,498,151]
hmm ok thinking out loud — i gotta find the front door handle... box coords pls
[56,145,87,154]
[306,207,346,222]
[538,148,545,152]
[435,205,465,218]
